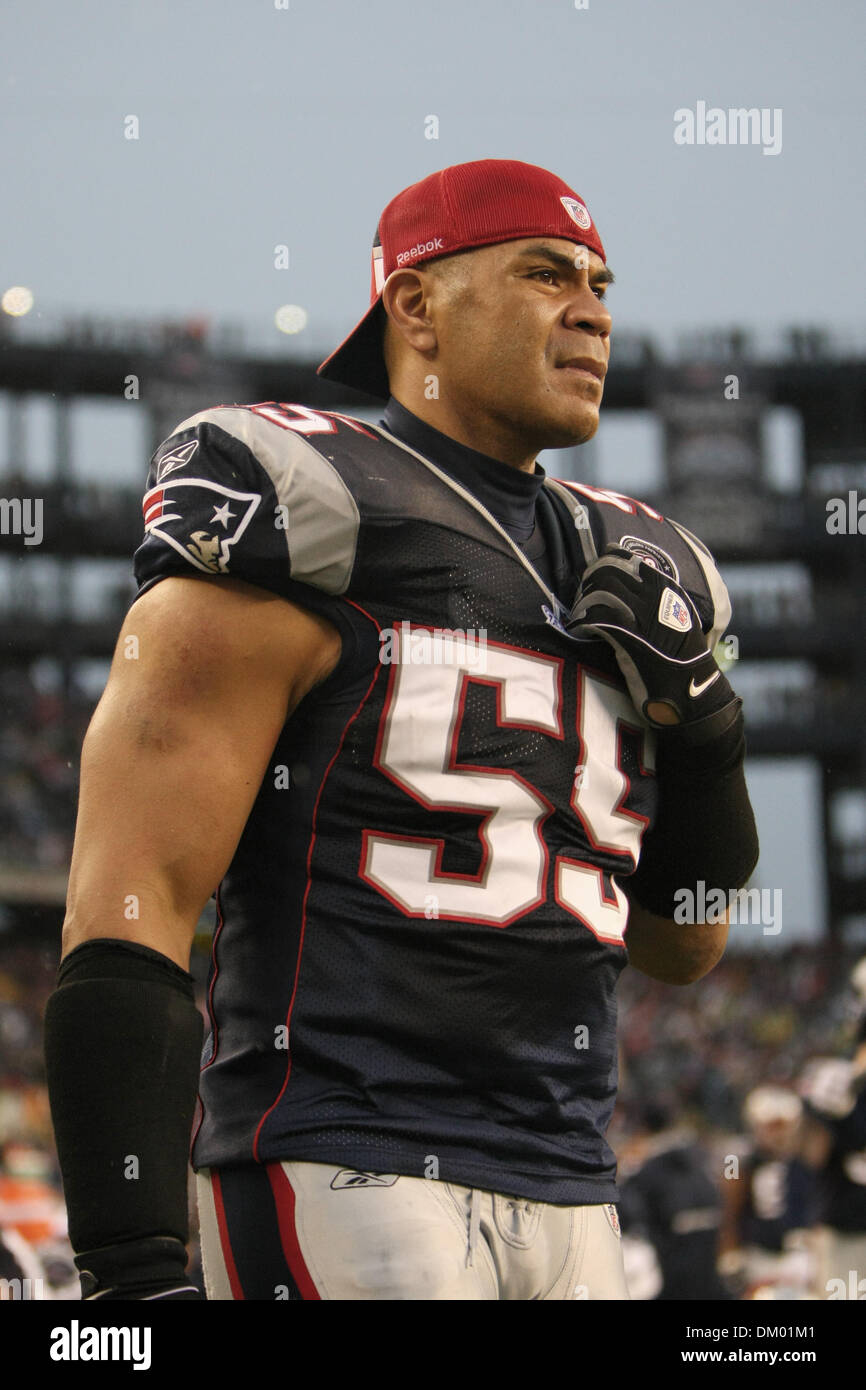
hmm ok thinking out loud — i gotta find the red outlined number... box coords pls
[242,403,377,439]
[361,632,654,941]
[556,669,655,944]
[361,634,563,926]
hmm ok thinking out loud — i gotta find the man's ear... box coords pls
[382,269,438,355]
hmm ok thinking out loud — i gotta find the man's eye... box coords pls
[592,285,608,300]
[531,269,559,284]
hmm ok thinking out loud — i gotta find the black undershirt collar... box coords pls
[380,396,545,544]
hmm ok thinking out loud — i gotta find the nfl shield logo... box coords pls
[560,196,592,230]
[658,587,693,633]
[604,1203,622,1237]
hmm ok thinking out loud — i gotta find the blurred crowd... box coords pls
[1,937,864,1299]
[0,668,91,871]
[616,946,849,1133]
[612,949,866,1301]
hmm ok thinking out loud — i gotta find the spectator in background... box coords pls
[619,1100,730,1300]
[799,958,866,1299]
[718,1085,816,1298]
[0,1139,71,1299]
[0,665,92,871]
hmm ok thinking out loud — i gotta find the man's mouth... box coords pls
[556,357,606,382]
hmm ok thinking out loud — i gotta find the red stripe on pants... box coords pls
[211,1170,245,1300]
[266,1163,322,1300]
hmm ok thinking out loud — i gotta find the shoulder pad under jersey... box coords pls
[544,478,732,651]
[133,403,367,598]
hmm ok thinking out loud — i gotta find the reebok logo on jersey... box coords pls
[658,587,692,632]
[156,439,199,482]
[396,238,444,266]
[329,1170,400,1190]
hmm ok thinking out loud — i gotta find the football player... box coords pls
[44,159,758,1300]
[799,971,866,1298]
[719,1085,816,1298]
[619,1102,730,1300]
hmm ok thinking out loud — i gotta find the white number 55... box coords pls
[361,633,654,943]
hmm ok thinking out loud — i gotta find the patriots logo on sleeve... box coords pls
[142,477,262,575]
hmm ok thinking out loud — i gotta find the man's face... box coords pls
[754,1118,800,1157]
[426,236,613,452]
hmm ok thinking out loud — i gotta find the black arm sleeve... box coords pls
[44,938,203,1254]
[626,710,760,919]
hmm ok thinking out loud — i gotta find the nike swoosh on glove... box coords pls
[76,1236,204,1300]
[567,545,741,745]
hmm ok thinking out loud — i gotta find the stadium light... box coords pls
[274,304,308,335]
[2,286,34,316]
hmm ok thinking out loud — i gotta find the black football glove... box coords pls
[75,1235,203,1300]
[568,545,741,745]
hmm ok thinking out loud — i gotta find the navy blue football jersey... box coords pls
[132,402,732,1204]
[738,1150,817,1251]
[620,1137,729,1300]
[802,1058,866,1232]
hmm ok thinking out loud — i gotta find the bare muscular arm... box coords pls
[62,574,341,968]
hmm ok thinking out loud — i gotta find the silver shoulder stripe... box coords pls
[543,478,598,565]
[171,407,360,594]
[667,517,732,650]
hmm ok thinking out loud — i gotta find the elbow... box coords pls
[631,950,725,987]
[658,947,727,986]
[625,899,729,985]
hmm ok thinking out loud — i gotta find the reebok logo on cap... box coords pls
[396,237,445,267]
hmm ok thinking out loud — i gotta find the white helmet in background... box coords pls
[743,1085,803,1130]
[798,1057,855,1119]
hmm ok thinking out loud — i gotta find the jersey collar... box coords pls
[380,397,545,544]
